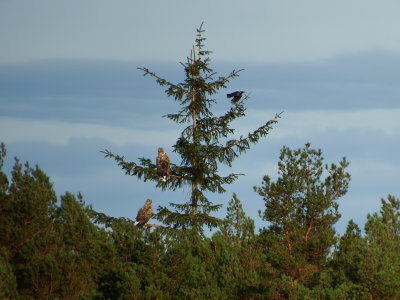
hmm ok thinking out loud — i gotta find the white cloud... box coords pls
[243,108,400,139]
[2,108,399,147]
[0,117,179,147]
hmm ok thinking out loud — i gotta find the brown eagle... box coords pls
[227,91,244,104]
[135,199,153,226]
[156,147,170,182]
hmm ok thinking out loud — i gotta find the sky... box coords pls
[1,0,400,234]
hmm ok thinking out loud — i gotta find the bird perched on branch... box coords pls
[135,199,153,226]
[227,91,244,103]
[156,147,170,182]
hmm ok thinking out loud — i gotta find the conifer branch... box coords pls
[205,69,244,93]
[138,67,190,97]
[224,112,282,153]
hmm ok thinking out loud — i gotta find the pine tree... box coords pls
[102,24,280,231]
[254,143,351,291]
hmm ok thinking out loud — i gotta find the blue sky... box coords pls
[1,1,400,233]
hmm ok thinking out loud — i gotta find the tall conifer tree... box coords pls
[255,143,351,290]
[103,24,280,230]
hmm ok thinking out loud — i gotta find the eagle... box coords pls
[227,91,244,104]
[156,147,170,182]
[135,199,153,226]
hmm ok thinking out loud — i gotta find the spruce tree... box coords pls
[330,220,368,298]
[102,24,280,231]
[221,193,255,244]
[360,195,400,299]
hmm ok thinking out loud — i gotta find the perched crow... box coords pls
[227,91,244,103]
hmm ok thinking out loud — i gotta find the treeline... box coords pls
[1,143,400,299]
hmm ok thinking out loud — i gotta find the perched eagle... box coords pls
[135,199,153,226]
[227,91,244,104]
[156,147,170,182]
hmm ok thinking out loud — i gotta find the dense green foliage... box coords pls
[2,26,399,299]
[1,143,400,299]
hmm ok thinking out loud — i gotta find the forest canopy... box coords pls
[1,142,399,299]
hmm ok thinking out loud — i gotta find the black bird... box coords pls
[227,91,244,103]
